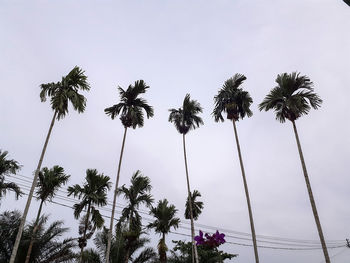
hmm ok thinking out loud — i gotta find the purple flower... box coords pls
[194,230,205,245]
[213,230,226,245]
[195,230,226,248]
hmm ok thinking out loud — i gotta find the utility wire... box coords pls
[11,174,345,244]
[6,177,346,249]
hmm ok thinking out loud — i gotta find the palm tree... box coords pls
[258,72,329,262]
[93,226,157,263]
[0,150,22,203]
[10,66,90,263]
[168,94,203,263]
[0,211,76,263]
[104,80,154,262]
[24,166,70,263]
[212,74,259,262]
[148,199,180,263]
[67,169,111,262]
[117,170,154,263]
[185,190,203,221]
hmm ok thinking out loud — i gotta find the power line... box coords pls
[6,176,344,249]
[11,174,345,245]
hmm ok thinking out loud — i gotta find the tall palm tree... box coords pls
[67,169,111,262]
[0,211,76,263]
[168,94,203,263]
[104,80,154,262]
[212,74,259,262]
[185,190,203,221]
[117,170,154,263]
[148,199,180,263]
[25,166,70,263]
[258,72,329,262]
[0,150,22,203]
[10,66,90,263]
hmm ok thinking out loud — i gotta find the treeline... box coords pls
[1,66,329,263]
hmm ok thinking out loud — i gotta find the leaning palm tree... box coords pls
[259,72,329,262]
[24,166,70,263]
[0,150,22,203]
[117,170,154,263]
[168,94,203,263]
[0,211,76,263]
[104,80,154,262]
[148,199,180,263]
[10,66,90,263]
[185,190,203,221]
[212,74,259,262]
[67,169,111,262]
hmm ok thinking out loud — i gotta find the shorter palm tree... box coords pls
[185,190,203,221]
[0,211,76,263]
[25,166,70,263]
[67,169,111,262]
[117,170,154,263]
[93,226,157,263]
[0,150,22,203]
[148,199,180,263]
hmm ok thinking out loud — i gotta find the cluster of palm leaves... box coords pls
[1,66,331,263]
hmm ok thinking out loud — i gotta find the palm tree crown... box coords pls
[0,211,76,263]
[68,169,111,225]
[0,150,22,202]
[104,80,154,128]
[258,72,322,122]
[213,73,253,122]
[148,199,180,235]
[169,94,204,134]
[40,66,90,120]
[118,170,154,232]
[185,190,203,221]
[36,166,70,202]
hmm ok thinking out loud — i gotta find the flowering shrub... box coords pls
[194,230,226,248]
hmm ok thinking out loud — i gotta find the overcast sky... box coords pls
[1,0,350,262]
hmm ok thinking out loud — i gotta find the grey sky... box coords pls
[1,0,350,262]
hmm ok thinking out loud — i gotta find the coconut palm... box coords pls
[117,170,154,263]
[148,199,180,263]
[24,166,70,263]
[93,226,157,263]
[258,72,329,262]
[185,190,203,221]
[168,94,203,263]
[67,169,111,262]
[10,66,90,263]
[0,150,22,203]
[212,74,259,262]
[104,80,154,262]
[0,210,76,263]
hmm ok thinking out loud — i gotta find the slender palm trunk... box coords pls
[106,127,128,263]
[292,120,330,263]
[10,111,57,263]
[80,202,91,263]
[159,233,167,263]
[182,134,199,263]
[24,199,44,263]
[124,216,132,263]
[232,120,259,263]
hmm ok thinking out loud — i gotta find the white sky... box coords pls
[1,0,350,262]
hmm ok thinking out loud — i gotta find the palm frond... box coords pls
[259,72,322,122]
